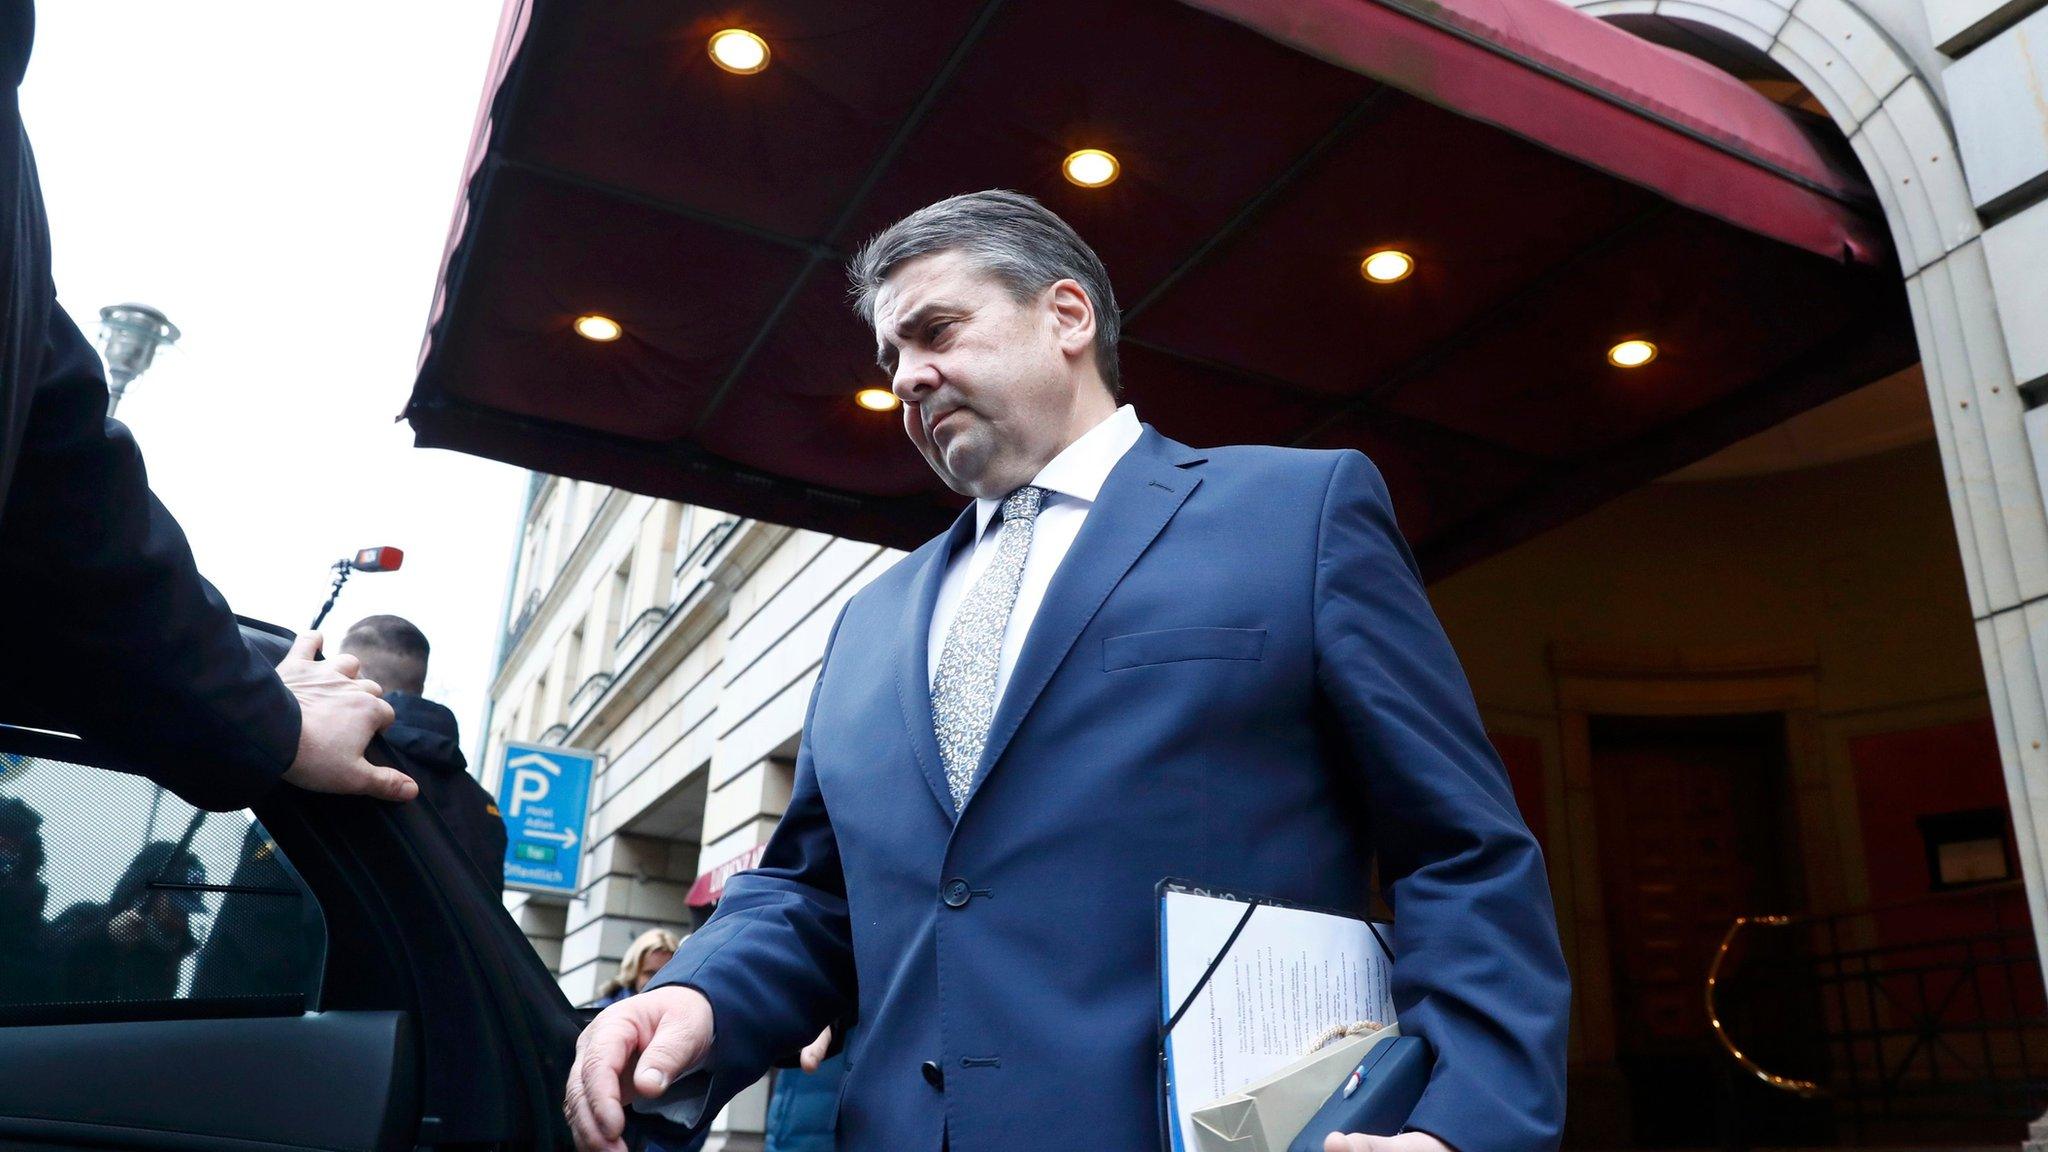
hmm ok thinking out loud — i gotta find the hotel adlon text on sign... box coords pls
[497,741,597,896]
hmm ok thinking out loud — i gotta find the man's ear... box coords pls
[1047,279,1096,360]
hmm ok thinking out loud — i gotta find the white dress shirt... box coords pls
[927,404,1144,705]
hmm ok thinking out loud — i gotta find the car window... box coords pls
[0,749,324,1019]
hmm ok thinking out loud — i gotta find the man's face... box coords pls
[873,250,1092,500]
[147,892,194,930]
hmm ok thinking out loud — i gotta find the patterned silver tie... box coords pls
[932,485,1047,810]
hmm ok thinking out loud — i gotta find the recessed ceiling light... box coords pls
[574,314,622,342]
[1360,250,1414,284]
[1608,339,1658,368]
[1062,149,1120,188]
[855,388,899,412]
[709,29,770,74]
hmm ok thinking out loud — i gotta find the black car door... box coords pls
[0,620,581,1151]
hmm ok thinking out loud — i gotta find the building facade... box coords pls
[484,478,898,1143]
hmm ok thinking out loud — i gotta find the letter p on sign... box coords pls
[505,751,562,818]
[510,767,548,817]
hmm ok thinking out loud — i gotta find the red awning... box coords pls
[1184,0,1880,262]
[405,0,1910,575]
[686,842,767,910]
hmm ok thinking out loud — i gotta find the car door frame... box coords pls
[0,619,581,1150]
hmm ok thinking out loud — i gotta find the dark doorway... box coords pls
[1592,712,1827,1147]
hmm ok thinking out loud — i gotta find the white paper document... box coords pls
[1159,885,1396,1152]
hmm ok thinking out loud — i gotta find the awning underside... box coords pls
[407,0,1913,575]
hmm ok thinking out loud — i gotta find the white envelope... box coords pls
[1189,1024,1401,1152]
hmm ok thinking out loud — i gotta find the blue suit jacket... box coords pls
[652,428,1569,1152]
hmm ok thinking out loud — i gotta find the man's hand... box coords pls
[1325,1131,1457,1152]
[567,984,715,1152]
[275,631,413,801]
[799,1024,833,1072]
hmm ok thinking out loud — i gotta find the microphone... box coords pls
[348,546,404,574]
[310,546,405,631]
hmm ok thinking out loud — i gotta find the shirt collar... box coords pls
[972,404,1142,540]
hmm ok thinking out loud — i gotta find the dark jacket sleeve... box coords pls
[1312,450,1570,1152]
[636,607,856,1149]
[0,309,299,810]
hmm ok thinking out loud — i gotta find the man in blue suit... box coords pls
[566,191,1569,1152]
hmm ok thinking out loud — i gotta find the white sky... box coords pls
[19,2,523,766]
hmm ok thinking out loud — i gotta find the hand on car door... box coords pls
[276,632,415,802]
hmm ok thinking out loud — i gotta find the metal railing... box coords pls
[1708,880,2048,1140]
[671,516,741,604]
[612,605,667,657]
[505,586,545,650]
[566,671,615,720]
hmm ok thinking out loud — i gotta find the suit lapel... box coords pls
[959,428,1205,815]
[896,504,978,820]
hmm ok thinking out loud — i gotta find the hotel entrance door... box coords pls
[1591,712,1823,1145]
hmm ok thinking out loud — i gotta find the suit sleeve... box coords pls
[0,308,299,810]
[1312,450,1569,1152]
[638,605,856,1145]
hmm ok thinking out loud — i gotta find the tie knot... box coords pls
[1001,485,1046,524]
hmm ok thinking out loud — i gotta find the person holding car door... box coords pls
[0,0,409,811]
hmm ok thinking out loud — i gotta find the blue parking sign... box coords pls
[496,741,597,896]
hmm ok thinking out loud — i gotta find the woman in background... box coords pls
[586,928,677,1010]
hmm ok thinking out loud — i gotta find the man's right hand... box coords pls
[275,631,414,801]
[567,984,715,1152]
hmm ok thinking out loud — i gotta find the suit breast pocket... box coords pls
[1101,626,1267,671]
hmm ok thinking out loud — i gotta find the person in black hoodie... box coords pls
[46,840,206,1002]
[339,616,506,895]
[0,796,49,1004]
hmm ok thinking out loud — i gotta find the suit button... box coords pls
[921,1059,945,1089]
[941,878,972,908]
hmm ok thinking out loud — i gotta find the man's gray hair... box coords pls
[848,190,1122,395]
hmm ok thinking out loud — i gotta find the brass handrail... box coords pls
[1705,913,1824,1097]
[1703,880,2031,1100]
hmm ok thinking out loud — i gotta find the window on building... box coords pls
[607,555,633,650]
[494,716,517,767]
[514,497,549,612]
[561,625,585,723]
[566,482,608,552]
[656,503,688,591]
[535,484,566,590]
[512,534,536,605]
[526,674,548,741]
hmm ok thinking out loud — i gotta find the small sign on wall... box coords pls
[1916,807,2013,890]
[496,741,598,897]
